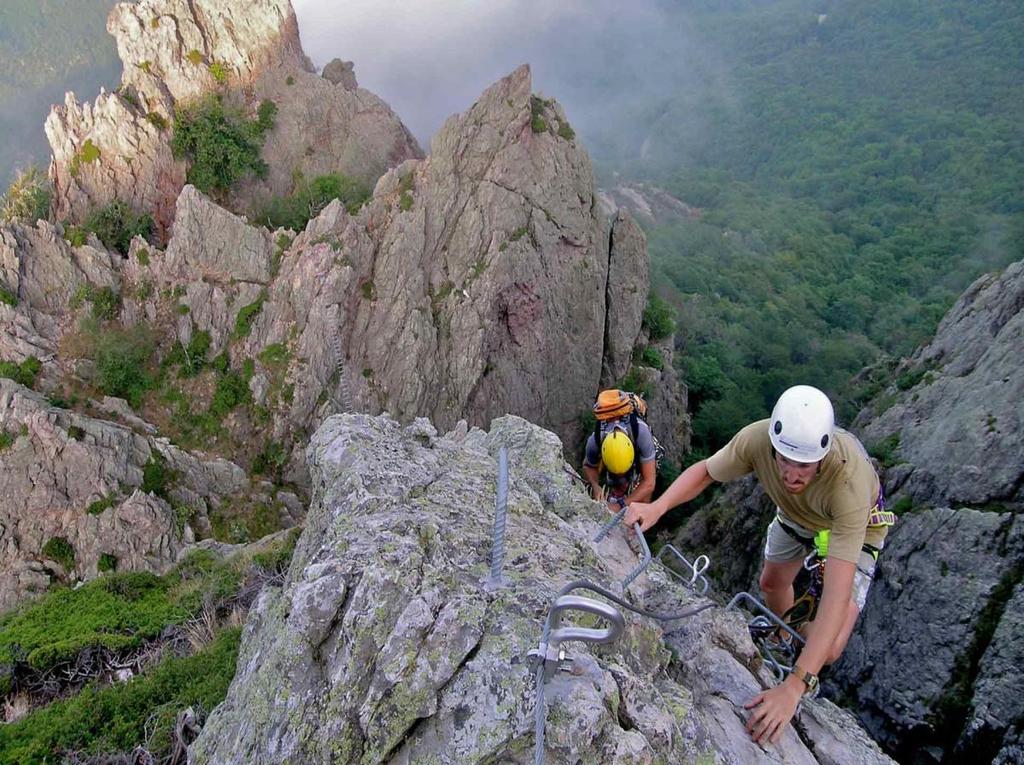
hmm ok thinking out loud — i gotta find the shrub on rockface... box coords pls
[171,95,274,196]
[0,356,41,388]
[92,325,156,408]
[643,293,676,341]
[0,537,299,763]
[256,172,370,230]
[0,166,50,224]
[82,200,154,255]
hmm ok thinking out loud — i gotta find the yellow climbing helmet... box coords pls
[601,428,635,475]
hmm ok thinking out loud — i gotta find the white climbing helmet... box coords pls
[768,385,835,463]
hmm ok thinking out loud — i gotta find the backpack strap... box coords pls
[628,410,640,445]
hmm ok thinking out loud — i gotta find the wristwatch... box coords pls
[791,664,819,695]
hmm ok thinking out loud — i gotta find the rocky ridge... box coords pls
[45,0,421,231]
[2,56,685,611]
[854,259,1024,511]
[188,412,893,764]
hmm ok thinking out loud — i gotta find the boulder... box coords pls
[188,412,894,764]
[828,508,1024,764]
[322,58,358,90]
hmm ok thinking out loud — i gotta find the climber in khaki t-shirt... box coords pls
[624,385,892,746]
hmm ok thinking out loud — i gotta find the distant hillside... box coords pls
[0,0,119,185]
[609,0,1024,453]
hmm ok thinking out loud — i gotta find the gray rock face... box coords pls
[229,65,684,479]
[189,413,893,764]
[855,259,1024,510]
[671,476,772,595]
[0,219,126,392]
[163,185,273,285]
[0,378,251,611]
[596,183,702,226]
[322,58,358,90]
[829,507,1024,764]
[46,0,420,232]
[602,211,648,385]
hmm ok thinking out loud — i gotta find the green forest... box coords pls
[602,0,1024,456]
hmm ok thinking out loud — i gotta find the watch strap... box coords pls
[792,664,819,694]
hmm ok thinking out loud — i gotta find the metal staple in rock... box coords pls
[592,507,627,543]
[488,446,509,587]
[329,323,353,412]
[531,580,717,764]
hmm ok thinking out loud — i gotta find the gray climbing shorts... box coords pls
[763,513,877,610]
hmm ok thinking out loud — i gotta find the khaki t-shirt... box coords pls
[706,419,886,562]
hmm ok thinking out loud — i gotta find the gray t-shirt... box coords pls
[584,418,656,469]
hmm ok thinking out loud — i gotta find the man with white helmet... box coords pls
[625,384,892,745]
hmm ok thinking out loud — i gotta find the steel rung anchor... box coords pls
[529,594,625,681]
[654,545,711,595]
[593,507,627,543]
[621,523,653,588]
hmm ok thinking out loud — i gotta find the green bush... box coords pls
[558,121,576,141]
[530,95,548,133]
[87,494,116,515]
[180,330,211,376]
[0,432,14,450]
[643,294,676,341]
[64,224,88,247]
[69,138,101,177]
[41,537,75,571]
[171,94,271,195]
[145,111,168,130]
[141,453,172,498]
[640,346,665,370]
[399,191,413,211]
[257,172,370,230]
[869,433,902,468]
[258,342,289,367]
[233,289,267,339]
[82,200,154,255]
[619,366,652,398]
[186,49,203,65]
[0,285,17,307]
[0,627,240,765]
[98,553,117,573]
[252,440,287,480]
[0,356,42,388]
[0,165,50,224]
[209,370,250,417]
[256,99,277,132]
[208,61,228,83]
[93,326,155,407]
[89,285,121,321]
[209,499,282,544]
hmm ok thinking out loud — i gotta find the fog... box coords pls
[0,1,732,185]
[290,0,732,167]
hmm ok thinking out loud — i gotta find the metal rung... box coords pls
[532,595,625,681]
